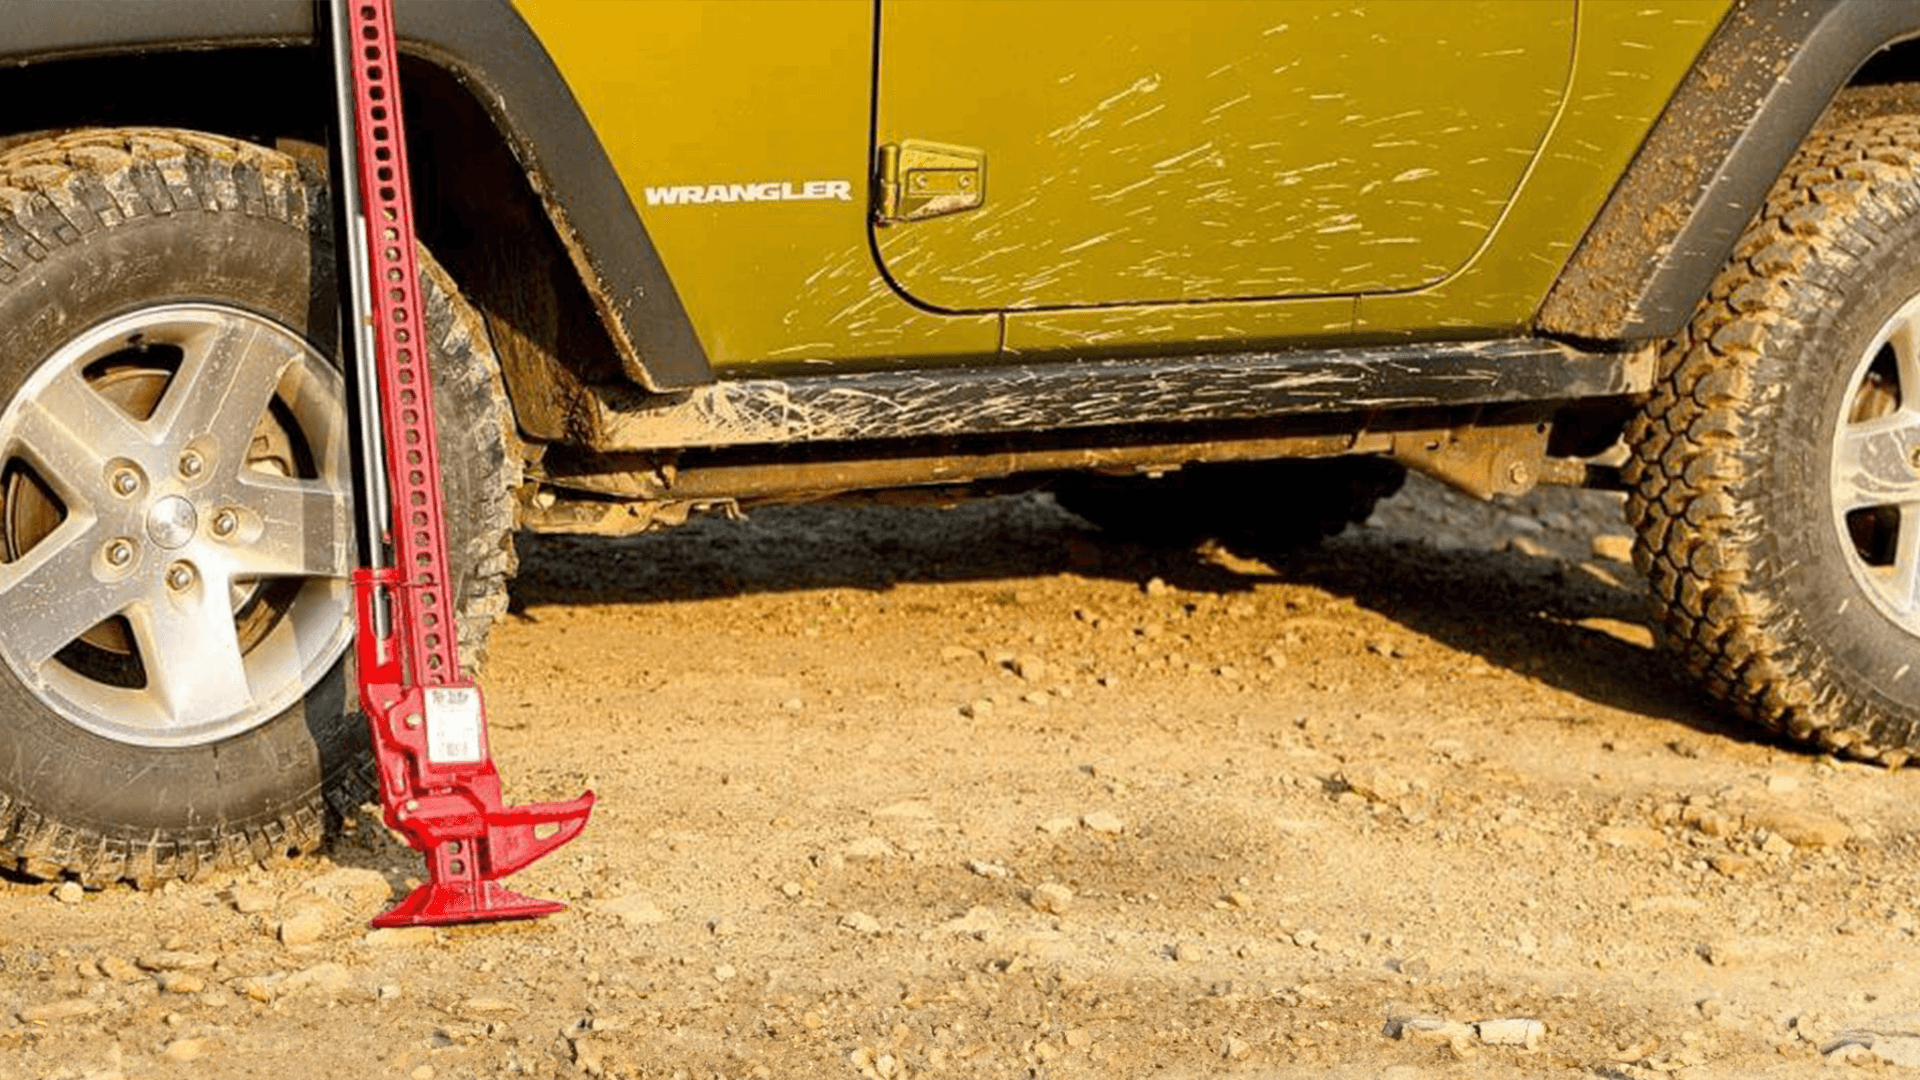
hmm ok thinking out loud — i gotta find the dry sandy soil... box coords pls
[4,475,1920,1080]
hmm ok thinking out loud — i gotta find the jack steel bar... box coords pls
[328,0,594,927]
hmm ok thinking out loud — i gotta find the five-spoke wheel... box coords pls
[0,305,352,747]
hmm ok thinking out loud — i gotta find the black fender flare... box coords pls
[1539,0,1920,344]
[0,0,711,392]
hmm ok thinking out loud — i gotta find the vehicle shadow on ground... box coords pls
[508,496,1771,751]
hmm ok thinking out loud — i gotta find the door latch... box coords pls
[875,140,986,225]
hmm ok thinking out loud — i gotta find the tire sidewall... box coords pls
[1748,200,1920,745]
[0,201,353,843]
[0,145,504,865]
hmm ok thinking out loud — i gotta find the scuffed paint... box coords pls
[874,0,1572,312]
[595,338,1648,451]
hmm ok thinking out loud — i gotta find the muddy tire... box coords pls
[0,129,518,884]
[1624,113,1920,763]
[1056,457,1404,555]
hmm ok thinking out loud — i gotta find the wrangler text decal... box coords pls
[644,180,855,206]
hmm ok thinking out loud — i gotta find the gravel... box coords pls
[1,476,1914,1078]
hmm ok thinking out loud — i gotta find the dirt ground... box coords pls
[4,474,1920,1080]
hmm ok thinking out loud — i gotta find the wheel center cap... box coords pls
[146,495,198,550]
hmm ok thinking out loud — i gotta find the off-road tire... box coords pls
[1624,113,1920,762]
[0,129,519,884]
[1056,457,1405,555]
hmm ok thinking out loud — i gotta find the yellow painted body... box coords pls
[874,0,1574,309]
[515,0,1732,368]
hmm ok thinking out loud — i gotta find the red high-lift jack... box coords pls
[325,0,594,928]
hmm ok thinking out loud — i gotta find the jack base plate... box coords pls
[372,881,569,928]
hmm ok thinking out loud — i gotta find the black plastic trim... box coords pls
[0,0,712,391]
[1540,0,1920,342]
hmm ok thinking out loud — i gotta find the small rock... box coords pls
[780,881,804,899]
[597,894,668,927]
[1387,1015,1473,1051]
[1342,768,1410,804]
[138,950,217,972]
[960,699,994,719]
[1759,831,1796,857]
[842,836,898,861]
[1029,883,1073,915]
[1750,809,1851,849]
[1172,941,1200,963]
[1223,1036,1252,1060]
[1590,534,1634,563]
[1022,691,1051,706]
[572,1037,609,1077]
[235,975,283,1003]
[839,912,883,935]
[227,884,275,914]
[307,867,394,910]
[1009,655,1048,682]
[939,645,977,663]
[1065,1028,1092,1050]
[1708,853,1754,879]
[411,1067,436,1080]
[97,955,142,983]
[458,996,521,1017]
[1507,535,1551,558]
[1039,816,1078,836]
[284,962,353,997]
[162,1037,215,1063]
[939,906,999,939]
[1595,825,1666,849]
[1475,1018,1545,1049]
[1292,928,1320,949]
[278,910,329,947]
[1143,577,1169,597]
[157,973,205,995]
[18,998,98,1024]
[363,927,436,949]
[52,881,83,906]
[1082,811,1125,835]
[966,860,1012,879]
[1683,806,1737,837]
[1764,773,1800,794]
[713,964,736,982]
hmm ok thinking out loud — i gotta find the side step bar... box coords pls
[593,339,1655,452]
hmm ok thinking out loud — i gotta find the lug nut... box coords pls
[1908,445,1920,471]
[111,469,139,497]
[165,562,195,591]
[178,451,204,479]
[104,539,133,567]
[212,509,239,538]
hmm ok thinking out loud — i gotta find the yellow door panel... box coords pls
[874,0,1574,311]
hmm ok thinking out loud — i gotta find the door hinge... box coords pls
[875,140,986,225]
